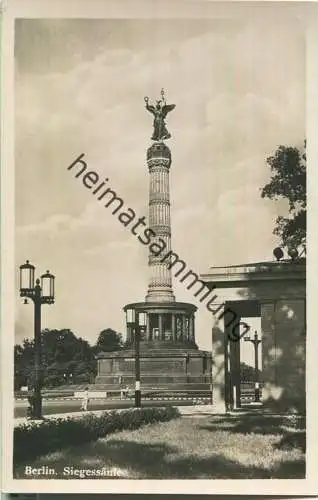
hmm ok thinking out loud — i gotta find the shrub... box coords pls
[14,406,180,465]
[268,397,306,416]
[275,430,306,453]
[282,413,306,430]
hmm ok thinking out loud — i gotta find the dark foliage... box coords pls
[13,406,180,465]
[261,142,306,249]
[240,362,262,381]
[14,329,96,389]
[93,328,124,354]
[14,340,35,389]
[275,430,306,453]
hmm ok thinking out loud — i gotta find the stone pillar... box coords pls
[260,300,277,403]
[261,298,306,411]
[146,142,175,303]
[278,298,305,412]
[188,315,193,342]
[230,329,241,409]
[182,315,187,342]
[159,314,163,340]
[146,313,150,340]
[190,314,195,342]
[127,325,133,344]
[171,314,176,341]
[211,310,227,413]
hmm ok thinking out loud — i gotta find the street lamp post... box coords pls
[19,260,55,419]
[126,308,146,408]
[244,330,262,403]
[210,352,213,405]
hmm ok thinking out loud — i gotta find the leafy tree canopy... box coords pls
[94,328,124,353]
[261,142,306,251]
[240,362,261,382]
[14,326,125,389]
[15,328,96,388]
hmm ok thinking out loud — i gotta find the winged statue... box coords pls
[144,89,176,141]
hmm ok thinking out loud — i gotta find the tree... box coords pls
[14,329,96,389]
[40,329,96,386]
[261,142,306,250]
[94,328,123,354]
[240,362,261,382]
[14,340,34,389]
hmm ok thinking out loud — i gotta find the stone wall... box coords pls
[261,298,305,412]
[96,349,212,388]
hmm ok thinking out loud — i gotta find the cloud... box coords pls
[15,18,305,346]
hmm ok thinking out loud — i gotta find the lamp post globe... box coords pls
[138,312,147,328]
[273,247,284,261]
[19,260,35,293]
[40,270,55,303]
[126,307,136,327]
[288,247,299,260]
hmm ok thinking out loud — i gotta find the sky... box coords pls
[14,17,305,357]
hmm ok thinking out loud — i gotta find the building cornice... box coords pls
[200,259,306,285]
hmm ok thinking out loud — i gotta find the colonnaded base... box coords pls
[95,302,212,400]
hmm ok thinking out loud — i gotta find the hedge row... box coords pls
[14,406,180,464]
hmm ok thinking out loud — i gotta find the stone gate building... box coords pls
[200,257,306,413]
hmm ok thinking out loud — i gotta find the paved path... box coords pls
[14,404,226,427]
[15,397,211,419]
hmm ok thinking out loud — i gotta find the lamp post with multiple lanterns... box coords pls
[19,260,55,419]
[125,308,147,408]
[244,330,262,403]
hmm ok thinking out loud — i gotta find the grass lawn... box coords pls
[14,414,305,479]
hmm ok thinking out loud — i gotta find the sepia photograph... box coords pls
[1,0,317,495]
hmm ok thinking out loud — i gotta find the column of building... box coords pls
[146,143,175,303]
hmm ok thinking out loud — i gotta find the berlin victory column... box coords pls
[95,91,212,402]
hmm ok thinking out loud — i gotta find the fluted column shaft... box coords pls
[146,143,175,302]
